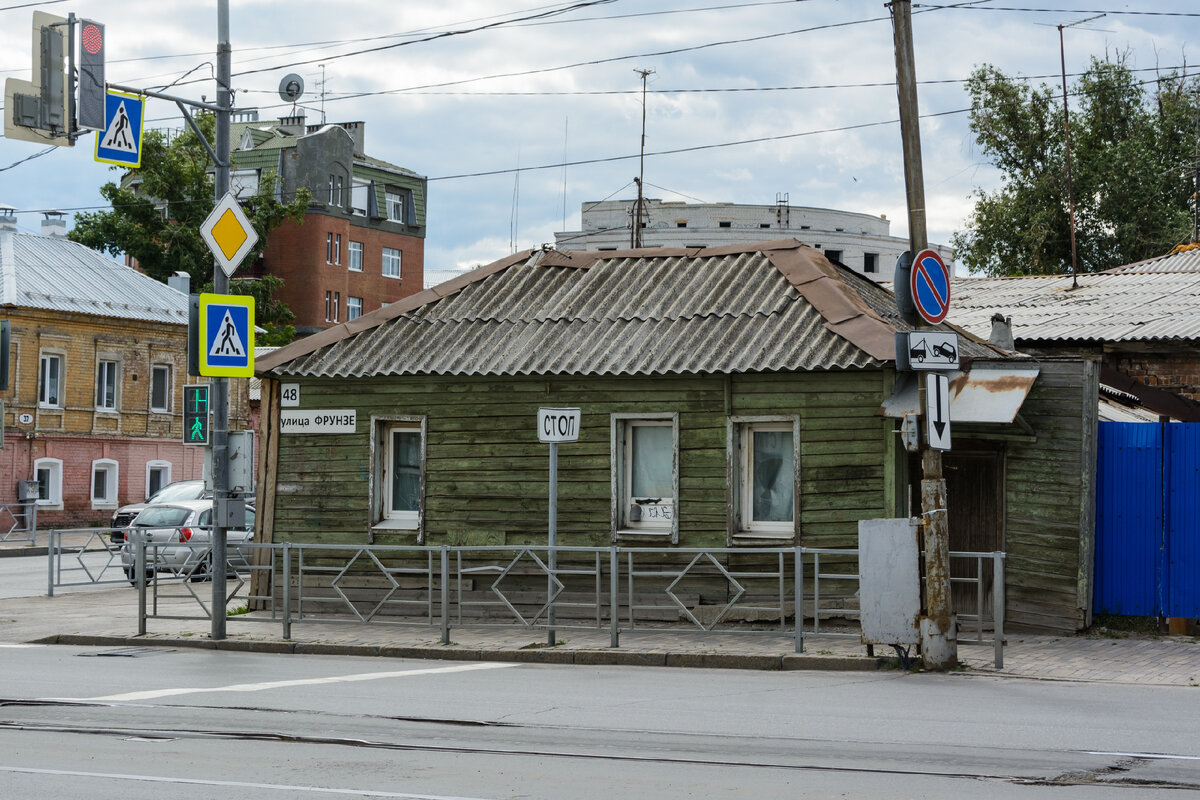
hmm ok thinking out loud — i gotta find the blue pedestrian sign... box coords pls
[94,89,144,168]
[198,293,255,377]
[909,248,951,325]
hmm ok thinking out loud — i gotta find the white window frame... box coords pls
[95,358,119,412]
[145,460,172,500]
[351,180,371,216]
[386,190,406,222]
[39,351,64,408]
[333,233,342,265]
[326,233,334,264]
[370,415,426,540]
[347,296,363,320]
[348,240,363,272]
[611,413,679,542]
[150,363,172,413]
[727,416,800,543]
[382,247,401,279]
[33,458,63,509]
[91,458,119,509]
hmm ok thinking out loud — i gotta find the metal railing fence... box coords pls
[47,534,1006,667]
[0,502,36,544]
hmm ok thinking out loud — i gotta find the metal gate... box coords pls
[1095,422,1200,618]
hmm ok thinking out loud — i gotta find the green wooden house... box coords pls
[255,240,1098,633]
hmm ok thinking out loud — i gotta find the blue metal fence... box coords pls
[1095,422,1200,618]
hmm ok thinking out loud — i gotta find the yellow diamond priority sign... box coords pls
[200,192,259,277]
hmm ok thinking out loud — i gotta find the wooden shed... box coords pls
[254,241,1098,632]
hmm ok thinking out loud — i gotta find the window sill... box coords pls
[731,530,796,543]
[372,519,418,532]
[615,528,672,539]
[36,502,63,511]
[382,274,402,280]
[91,502,118,511]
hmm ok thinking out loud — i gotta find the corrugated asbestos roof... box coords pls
[259,240,1011,379]
[947,251,1200,344]
[0,232,188,325]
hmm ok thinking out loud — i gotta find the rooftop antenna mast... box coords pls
[632,68,654,248]
[1059,13,1104,288]
[319,63,327,124]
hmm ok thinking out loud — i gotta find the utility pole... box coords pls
[632,68,653,248]
[210,0,232,640]
[890,0,955,671]
[1058,14,1104,288]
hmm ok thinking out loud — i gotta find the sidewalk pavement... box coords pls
[3,538,1199,685]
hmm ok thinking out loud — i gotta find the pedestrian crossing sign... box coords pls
[198,293,254,377]
[94,89,144,168]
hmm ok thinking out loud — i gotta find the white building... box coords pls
[555,197,953,281]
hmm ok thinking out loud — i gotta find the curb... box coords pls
[44,633,890,673]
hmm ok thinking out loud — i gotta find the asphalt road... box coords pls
[0,643,1197,798]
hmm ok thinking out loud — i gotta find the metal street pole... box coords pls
[891,0,955,670]
[211,0,231,640]
[547,441,558,646]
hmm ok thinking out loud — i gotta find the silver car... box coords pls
[110,479,209,535]
[120,499,255,584]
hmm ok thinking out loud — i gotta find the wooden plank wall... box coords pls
[266,370,893,550]
[1001,358,1099,632]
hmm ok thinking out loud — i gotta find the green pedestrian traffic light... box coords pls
[182,384,210,445]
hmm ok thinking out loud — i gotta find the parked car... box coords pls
[120,499,255,584]
[110,479,209,535]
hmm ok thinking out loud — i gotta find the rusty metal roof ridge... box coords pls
[764,244,896,361]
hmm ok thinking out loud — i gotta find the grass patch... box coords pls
[226,604,250,617]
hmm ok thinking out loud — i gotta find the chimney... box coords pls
[41,210,67,238]
[0,205,16,234]
[989,313,1015,351]
[277,113,306,136]
[339,121,365,155]
[167,271,191,295]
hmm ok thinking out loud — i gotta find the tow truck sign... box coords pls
[897,331,960,371]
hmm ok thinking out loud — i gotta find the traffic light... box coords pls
[77,19,105,131]
[182,384,210,446]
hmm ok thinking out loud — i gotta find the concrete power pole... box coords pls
[890,0,956,670]
[211,0,232,640]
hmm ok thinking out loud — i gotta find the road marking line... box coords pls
[0,644,41,648]
[56,662,520,702]
[0,765,495,798]
[1086,751,1200,761]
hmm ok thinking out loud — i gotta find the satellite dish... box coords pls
[278,73,305,103]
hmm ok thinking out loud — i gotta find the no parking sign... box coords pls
[910,249,951,325]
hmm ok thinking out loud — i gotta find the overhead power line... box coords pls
[914,4,1200,16]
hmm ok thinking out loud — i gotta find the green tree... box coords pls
[953,59,1199,276]
[69,113,310,341]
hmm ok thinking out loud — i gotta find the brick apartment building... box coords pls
[0,212,251,527]
[227,113,427,336]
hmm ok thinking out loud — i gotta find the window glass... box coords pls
[151,364,171,411]
[134,506,192,527]
[93,468,107,500]
[36,468,52,500]
[631,425,672,498]
[147,466,169,498]
[96,360,118,409]
[382,247,401,278]
[347,297,363,320]
[349,241,363,271]
[751,429,794,523]
[39,354,62,406]
[390,429,421,514]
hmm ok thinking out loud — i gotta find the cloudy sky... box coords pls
[1,0,1194,273]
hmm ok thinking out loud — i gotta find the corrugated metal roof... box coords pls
[262,241,1011,380]
[946,269,1200,344]
[1102,246,1200,274]
[0,232,188,325]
